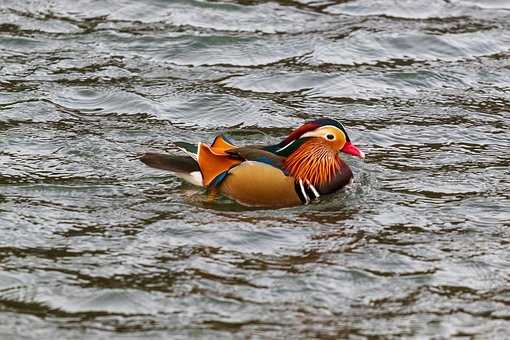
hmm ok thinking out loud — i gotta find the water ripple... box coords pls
[1,0,509,338]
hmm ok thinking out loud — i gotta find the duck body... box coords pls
[141,118,364,207]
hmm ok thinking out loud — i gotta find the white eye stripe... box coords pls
[322,124,345,131]
[300,125,344,140]
[299,131,316,139]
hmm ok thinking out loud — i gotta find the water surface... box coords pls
[1,0,510,338]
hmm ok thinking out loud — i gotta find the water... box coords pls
[1,0,509,338]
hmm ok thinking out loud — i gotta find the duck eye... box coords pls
[326,134,335,140]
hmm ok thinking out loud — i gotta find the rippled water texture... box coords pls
[1,0,510,338]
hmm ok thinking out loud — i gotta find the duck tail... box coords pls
[140,153,203,186]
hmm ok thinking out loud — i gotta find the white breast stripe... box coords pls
[299,179,310,204]
[308,181,320,199]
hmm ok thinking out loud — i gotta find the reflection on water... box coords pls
[1,0,510,338]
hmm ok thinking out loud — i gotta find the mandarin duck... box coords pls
[141,118,364,207]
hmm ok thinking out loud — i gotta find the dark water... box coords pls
[1,0,510,338]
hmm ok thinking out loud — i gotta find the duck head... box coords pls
[268,118,364,188]
[277,118,364,158]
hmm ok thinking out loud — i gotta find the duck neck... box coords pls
[283,139,342,187]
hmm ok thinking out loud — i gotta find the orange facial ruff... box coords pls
[283,138,342,187]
